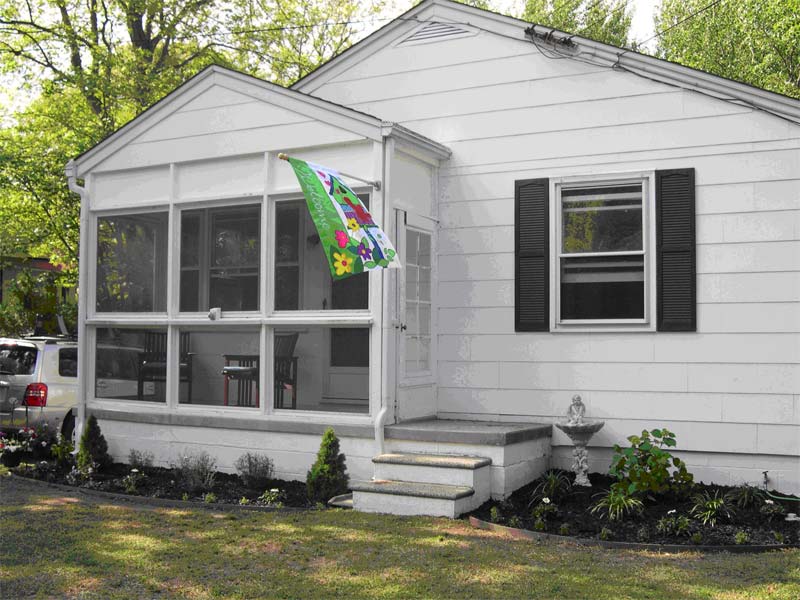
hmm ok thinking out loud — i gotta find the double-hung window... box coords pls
[514,170,695,333]
[557,180,648,324]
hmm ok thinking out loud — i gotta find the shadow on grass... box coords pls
[1,477,799,599]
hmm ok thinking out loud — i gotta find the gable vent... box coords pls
[399,21,474,46]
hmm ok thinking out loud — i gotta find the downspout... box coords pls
[65,159,89,447]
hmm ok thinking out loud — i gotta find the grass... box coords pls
[1,476,799,599]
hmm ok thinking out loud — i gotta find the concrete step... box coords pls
[352,480,479,518]
[373,452,492,491]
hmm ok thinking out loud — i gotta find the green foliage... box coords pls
[306,427,349,504]
[559,522,571,536]
[235,452,275,490]
[173,452,217,494]
[599,526,613,541]
[507,515,522,529]
[122,469,147,494]
[589,488,643,522]
[489,506,502,524]
[690,532,703,545]
[530,469,572,504]
[0,268,77,337]
[76,415,112,474]
[734,530,750,545]
[533,518,546,531]
[656,512,691,537]
[759,499,787,521]
[689,490,733,527]
[657,0,800,99]
[258,488,284,507]
[531,498,558,522]
[50,433,75,469]
[522,0,632,47]
[239,496,251,506]
[773,531,786,544]
[609,428,693,495]
[127,449,154,470]
[203,492,217,504]
[724,484,764,509]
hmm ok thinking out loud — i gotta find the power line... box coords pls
[639,0,727,46]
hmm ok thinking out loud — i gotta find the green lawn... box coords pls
[1,475,798,599]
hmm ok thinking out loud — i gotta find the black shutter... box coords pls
[515,178,549,331]
[656,169,696,331]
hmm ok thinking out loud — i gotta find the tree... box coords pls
[521,0,632,47]
[656,0,800,99]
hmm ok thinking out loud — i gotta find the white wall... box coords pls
[309,19,800,491]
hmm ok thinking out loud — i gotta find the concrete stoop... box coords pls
[352,420,552,518]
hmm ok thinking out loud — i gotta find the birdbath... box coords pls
[555,395,604,487]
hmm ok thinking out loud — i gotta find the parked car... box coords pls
[0,337,78,439]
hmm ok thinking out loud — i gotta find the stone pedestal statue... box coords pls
[555,395,604,487]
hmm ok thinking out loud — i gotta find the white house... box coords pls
[67,0,800,517]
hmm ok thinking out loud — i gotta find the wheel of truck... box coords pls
[61,411,75,443]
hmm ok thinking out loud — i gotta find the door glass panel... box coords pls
[404,229,432,374]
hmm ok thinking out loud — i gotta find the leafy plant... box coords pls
[559,523,571,536]
[203,492,217,504]
[636,526,651,543]
[599,527,613,541]
[533,519,546,532]
[50,433,75,468]
[773,531,786,544]
[609,428,693,495]
[590,489,643,522]
[306,428,349,504]
[690,490,733,527]
[734,530,750,545]
[181,492,190,501]
[173,451,217,494]
[259,488,284,507]
[690,532,703,545]
[531,497,558,522]
[122,469,146,494]
[530,470,572,504]
[725,484,764,509]
[759,499,787,521]
[128,449,154,470]
[656,511,691,537]
[508,516,522,529]
[239,497,251,506]
[489,506,502,524]
[235,452,274,490]
[76,415,112,474]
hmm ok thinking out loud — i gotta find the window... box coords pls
[96,213,168,312]
[95,328,167,402]
[180,205,260,312]
[0,344,37,375]
[58,347,78,378]
[514,170,696,332]
[558,182,646,322]
[404,229,432,373]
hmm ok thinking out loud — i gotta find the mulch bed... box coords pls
[469,472,800,548]
[8,459,313,509]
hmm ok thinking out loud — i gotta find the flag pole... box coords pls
[277,152,381,191]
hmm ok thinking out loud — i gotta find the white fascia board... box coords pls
[527,25,800,125]
[72,65,387,177]
[383,123,451,164]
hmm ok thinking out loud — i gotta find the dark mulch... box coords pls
[8,459,313,508]
[470,471,800,547]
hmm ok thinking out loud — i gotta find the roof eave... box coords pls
[383,123,452,161]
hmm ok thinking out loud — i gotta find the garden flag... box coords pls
[284,156,400,280]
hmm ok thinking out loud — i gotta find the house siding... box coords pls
[307,24,800,490]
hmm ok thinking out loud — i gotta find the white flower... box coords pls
[542,497,551,504]
[667,509,676,515]
[765,499,774,505]
[41,441,47,447]
[270,488,279,493]
[131,468,139,473]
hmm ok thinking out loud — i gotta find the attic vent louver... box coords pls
[399,21,473,45]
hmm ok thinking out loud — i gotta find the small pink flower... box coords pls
[334,230,349,248]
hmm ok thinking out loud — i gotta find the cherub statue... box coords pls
[566,394,585,426]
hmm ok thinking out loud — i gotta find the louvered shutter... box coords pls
[656,169,696,331]
[515,178,549,331]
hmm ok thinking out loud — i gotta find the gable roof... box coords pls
[70,65,449,177]
[293,0,800,125]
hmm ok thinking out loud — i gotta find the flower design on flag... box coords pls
[334,230,349,248]
[347,218,360,232]
[333,252,354,276]
[356,243,372,260]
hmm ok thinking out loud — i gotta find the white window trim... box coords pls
[549,171,657,333]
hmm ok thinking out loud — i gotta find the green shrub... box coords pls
[239,496,251,506]
[589,488,643,522]
[773,531,786,544]
[734,530,750,545]
[760,499,787,521]
[306,428,349,504]
[76,415,112,474]
[128,449,154,470]
[259,488,284,507]
[173,451,216,493]
[599,527,613,541]
[690,532,703,545]
[50,433,74,468]
[122,468,146,494]
[533,518,546,531]
[656,511,691,537]
[609,428,693,495]
[508,516,522,529]
[203,492,217,504]
[636,526,650,542]
[690,490,733,527]
[559,522,571,536]
[724,484,764,509]
[489,506,502,524]
[235,452,274,489]
[530,469,572,504]
[531,497,558,522]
